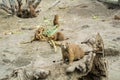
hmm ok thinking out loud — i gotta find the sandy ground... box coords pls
[0,0,120,79]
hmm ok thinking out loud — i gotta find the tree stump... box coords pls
[0,0,41,18]
[80,33,108,80]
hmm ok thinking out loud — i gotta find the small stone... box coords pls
[66,66,75,73]
[81,25,90,29]
[2,59,11,63]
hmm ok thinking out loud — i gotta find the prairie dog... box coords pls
[51,32,69,41]
[29,5,36,17]
[53,14,59,26]
[50,32,65,41]
[60,43,85,64]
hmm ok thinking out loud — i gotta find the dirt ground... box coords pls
[0,0,120,80]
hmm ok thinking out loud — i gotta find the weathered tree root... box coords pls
[0,52,94,80]
[0,68,50,80]
[0,51,107,80]
[0,0,41,18]
[1,33,108,80]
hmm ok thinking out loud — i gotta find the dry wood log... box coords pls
[80,33,108,80]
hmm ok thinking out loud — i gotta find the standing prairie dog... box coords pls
[29,4,36,17]
[53,14,59,26]
[60,43,85,64]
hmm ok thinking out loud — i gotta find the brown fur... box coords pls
[53,14,59,26]
[31,29,67,42]
[29,5,36,17]
[60,43,85,64]
[50,32,65,41]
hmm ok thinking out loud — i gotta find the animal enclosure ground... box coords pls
[0,0,120,80]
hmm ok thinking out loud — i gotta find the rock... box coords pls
[33,69,50,79]
[81,25,90,29]
[2,59,11,63]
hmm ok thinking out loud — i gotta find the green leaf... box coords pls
[43,25,59,37]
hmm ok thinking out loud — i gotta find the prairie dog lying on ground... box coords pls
[50,32,65,41]
[29,4,36,17]
[60,43,85,64]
